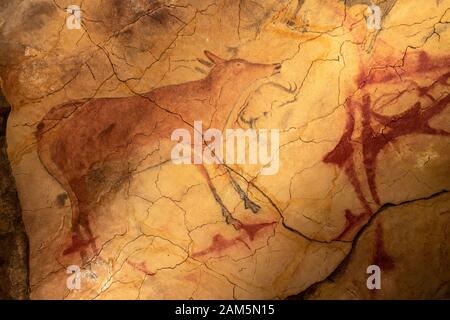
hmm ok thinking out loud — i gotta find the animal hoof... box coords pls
[223,211,242,230]
[228,218,242,230]
[244,198,261,214]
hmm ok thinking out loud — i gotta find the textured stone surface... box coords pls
[0,0,449,299]
[0,92,29,300]
[304,192,450,299]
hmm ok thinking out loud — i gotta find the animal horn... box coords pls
[204,50,225,65]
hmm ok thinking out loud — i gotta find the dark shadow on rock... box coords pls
[0,90,29,300]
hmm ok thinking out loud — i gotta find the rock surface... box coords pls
[0,92,29,300]
[0,0,448,299]
[303,192,450,299]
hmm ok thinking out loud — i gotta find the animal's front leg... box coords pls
[196,164,241,230]
[228,175,261,214]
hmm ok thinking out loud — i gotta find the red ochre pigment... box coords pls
[324,51,450,240]
[192,221,276,258]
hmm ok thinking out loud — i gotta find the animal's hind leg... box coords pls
[62,189,86,257]
[196,164,241,229]
[62,186,98,261]
[79,203,99,257]
[37,143,97,260]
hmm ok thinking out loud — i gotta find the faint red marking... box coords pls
[191,221,276,258]
[372,223,394,271]
[324,51,450,240]
[127,259,156,276]
[358,52,450,89]
[63,234,97,256]
[323,98,373,214]
[191,234,249,258]
[183,272,200,283]
[336,210,366,240]
[363,91,450,205]
[239,221,277,241]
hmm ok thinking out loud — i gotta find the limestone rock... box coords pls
[0,93,29,300]
[304,192,450,299]
[0,0,448,299]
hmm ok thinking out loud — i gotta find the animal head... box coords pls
[204,50,281,89]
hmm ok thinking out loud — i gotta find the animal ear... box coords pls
[204,51,225,65]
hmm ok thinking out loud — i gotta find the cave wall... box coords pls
[0,92,29,299]
[0,0,448,299]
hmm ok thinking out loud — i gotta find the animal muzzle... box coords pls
[272,63,282,75]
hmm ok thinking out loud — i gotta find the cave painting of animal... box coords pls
[36,51,282,259]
